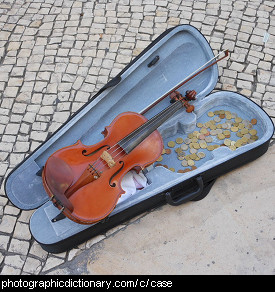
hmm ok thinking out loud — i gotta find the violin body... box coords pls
[42,112,163,224]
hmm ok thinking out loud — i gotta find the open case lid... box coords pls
[5,25,218,210]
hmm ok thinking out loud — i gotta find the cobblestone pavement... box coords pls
[0,0,274,275]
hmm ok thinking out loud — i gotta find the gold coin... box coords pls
[193,131,200,137]
[200,128,208,134]
[176,137,184,144]
[229,145,236,151]
[231,126,238,132]
[240,128,249,135]
[251,118,257,125]
[205,136,213,143]
[193,143,200,149]
[208,111,214,117]
[250,135,258,141]
[187,159,195,166]
[224,139,231,146]
[217,133,225,140]
[199,141,207,149]
[168,141,175,148]
[249,129,257,136]
[162,149,166,155]
[169,167,175,172]
[181,144,188,151]
[190,153,197,160]
[156,156,163,162]
[238,123,245,129]
[175,147,182,154]
[188,133,193,139]
[235,117,242,123]
[181,160,188,167]
[190,148,197,154]
[235,140,243,148]
[197,152,206,158]
[207,145,215,151]
[197,122,203,128]
[241,136,248,143]
[223,130,231,137]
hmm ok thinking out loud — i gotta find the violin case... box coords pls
[5,25,274,253]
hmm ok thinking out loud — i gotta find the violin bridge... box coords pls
[100,150,116,168]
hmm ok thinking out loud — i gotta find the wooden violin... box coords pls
[42,50,229,224]
[42,91,196,224]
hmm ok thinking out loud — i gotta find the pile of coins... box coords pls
[155,109,259,173]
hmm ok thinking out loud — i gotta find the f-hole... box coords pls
[109,161,124,187]
[82,145,110,156]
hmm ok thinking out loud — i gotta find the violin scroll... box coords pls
[170,90,196,113]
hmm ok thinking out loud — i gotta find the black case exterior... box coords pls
[5,25,274,253]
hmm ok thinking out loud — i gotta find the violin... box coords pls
[42,50,229,224]
[42,90,196,224]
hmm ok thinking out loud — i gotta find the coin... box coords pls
[250,135,258,141]
[224,139,231,146]
[210,129,217,136]
[181,144,188,150]
[162,149,166,155]
[199,134,206,140]
[249,129,257,136]
[200,128,208,134]
[214,116,221,123]
[193,143,200,149]
[175,147,182,154]
[207,145,215,151]
[184,138,191,144]
[165,148,171,154]
[199,141,207,148]
[181,160,188,167]
[235,140,243,148]
[169,167,175,172]
[208,111,214,117]
[168,141,175,148]
[231,126,238,132]
[187,159,195,166]
[205,136,213,143]
[177,169,185,173]
[251,118,257,125]
[156,156,163,162]
[235,117,242,123]
[238,123,245,129]
[197,152,206,158]
[197,122,203,128]
[176,137,184,144]
[217,133,225,140]
[190,148,197,154]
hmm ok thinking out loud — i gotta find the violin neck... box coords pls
[119,100,183,154]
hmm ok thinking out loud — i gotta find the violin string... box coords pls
[89,100,182,175]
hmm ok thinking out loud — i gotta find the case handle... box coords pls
[165,176,204,206]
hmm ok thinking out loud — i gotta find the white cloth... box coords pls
[118,170,147,204]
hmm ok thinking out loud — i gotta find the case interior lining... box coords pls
[29,91,274,245]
